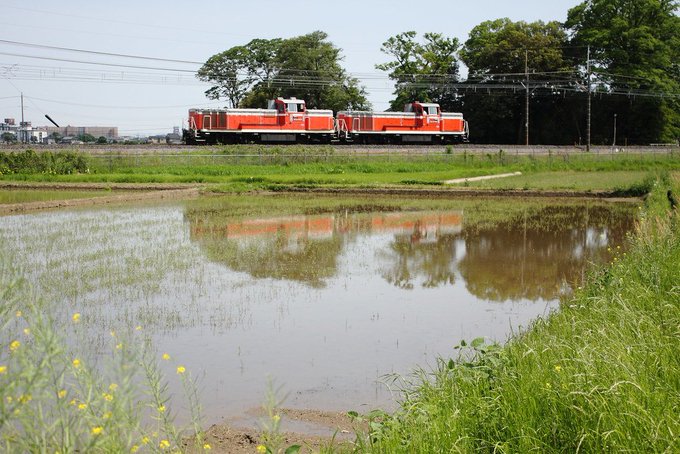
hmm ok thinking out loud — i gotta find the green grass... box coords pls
[2,149,679,194]
[0,189,116,204]
[350,177,680,453]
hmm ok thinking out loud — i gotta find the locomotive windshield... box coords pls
[287,103,305,112]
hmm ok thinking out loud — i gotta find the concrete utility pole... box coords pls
[613,113,617,147]
[525,49,529,146]
[586,46,592,152]
[21,92,25,144]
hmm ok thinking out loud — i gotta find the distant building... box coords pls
[44,126,119,139]
[2,119,47,143]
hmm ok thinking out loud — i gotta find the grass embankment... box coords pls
[351,176,679,452]
[1,148,679,193]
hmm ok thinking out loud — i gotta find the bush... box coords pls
[0,150,89,175]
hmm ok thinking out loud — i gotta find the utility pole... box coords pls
[525,49,529,146]
[586,46,591,152]
[613,113,617,147]
[20,92,25,144]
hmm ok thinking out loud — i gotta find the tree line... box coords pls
[198,0,679,145]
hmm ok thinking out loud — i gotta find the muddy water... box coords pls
[0,196,636,424]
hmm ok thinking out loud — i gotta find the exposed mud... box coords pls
[184,408,358,453]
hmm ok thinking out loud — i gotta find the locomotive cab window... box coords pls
[424,106,438,115]
[287,103,305,113]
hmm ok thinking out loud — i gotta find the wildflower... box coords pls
[103,411,112,419]
[6,396,12,404]
[109,383,118,392]
[15,311,22,317]
[158,405,166,413]
[91,426,103,436]
[18,394,32,404]
[159,439,170,450]
[203,443,211,450]
[58,390,67,399]
[0,365,7,374]
[69,398,77,406]
[23,328,30,336]
[554,365,562,373]
[116,343,123,350]
[9,340,20,352]
[176,366,186,374]
[545,382,552,390]
[162,353,171,361]
[256,446,267,453]
[110,330,116,337]
[103,393,114,402]
[130,445,139,453]
[141,436,150,445]
[72,313,81,323]
[273,414,281,423]
[78,403,88,410]
[135,325,142,331]
[72,358,81,369]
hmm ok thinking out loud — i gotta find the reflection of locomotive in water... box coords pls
[190,210,463,250]
[184,98,469,145]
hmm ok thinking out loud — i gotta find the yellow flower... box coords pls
[176,366,186,374]
[103,393,114,402]
[9,340,20,352]
[72,313,81,323]
[91,426,103,436]
[256,445,267,453]
[78,403,87,410]
[203,443,211,450]
[23,328,30,336]
[273,414,280,423]
[158,405,166,413]
[159,439,170,449]
[0,365,7,374]
[109,383,118,392]
[110,330,116,337]
[18,394,32,404]
[135,325,142,331]
[116,343,123,350]
[72,358,81,368]
[57,389,67,399]
[545,382,552,390]
[130,445,139,453]
[103,411,112,419]
[554,365,562,372]
[6,396,13,403]
[15,311,22,318]
[141,436,150,445]
[162,353,171,361]
[69,398,77,406]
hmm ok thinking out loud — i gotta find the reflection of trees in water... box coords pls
[198,228,343,288]
[379,232,459,289]
[380,205,635,301]
[461,206,634,301]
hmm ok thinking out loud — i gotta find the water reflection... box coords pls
[188,205,633,301]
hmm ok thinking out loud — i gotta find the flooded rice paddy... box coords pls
[0,194,637,423]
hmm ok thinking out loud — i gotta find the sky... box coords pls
[0,0,583,136]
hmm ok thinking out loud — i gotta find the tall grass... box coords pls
[0,259,209,452]
[354,177,680,452]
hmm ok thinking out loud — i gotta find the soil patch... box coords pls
[184,408,358,453]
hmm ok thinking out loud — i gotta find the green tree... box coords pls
[459,19,573,144]
[2,132,17,144]
[197,32,369,112]
[376,31,461,111]
[566,0,680,143]
[96,136,108,144]
[77,133,96,143]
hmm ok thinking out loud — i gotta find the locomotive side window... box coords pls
[425,106,438,115]
[287,103,298,113]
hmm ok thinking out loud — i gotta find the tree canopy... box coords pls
[197,31,370,112]
[376,31,461,111]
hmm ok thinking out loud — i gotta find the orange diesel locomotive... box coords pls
[184,98,468,144]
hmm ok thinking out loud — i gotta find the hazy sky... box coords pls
[0,0,582,136]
